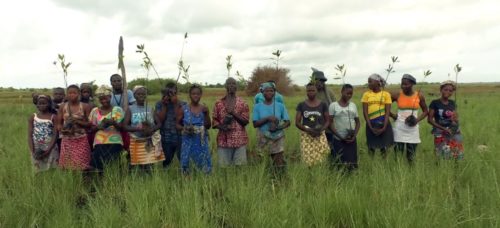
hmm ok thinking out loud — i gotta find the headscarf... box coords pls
[95,85,112,97]
[260,82,275,91]
[369,73,386,87]
[133,85,146,94]
[402,74,416,84]
[440,80,456,90]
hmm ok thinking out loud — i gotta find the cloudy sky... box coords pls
[1,0,499,88]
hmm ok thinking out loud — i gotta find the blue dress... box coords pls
[181,104,211,174]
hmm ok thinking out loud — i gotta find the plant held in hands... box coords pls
[405,70,432,127]
[53,54,71,88]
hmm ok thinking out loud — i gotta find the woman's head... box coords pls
[66,85,80,102]
[133,85,147,104]
[341,84,354,101]
[95,85,112,107]
[440,80,456,99]
[52,87,65,103]
[110,74,123,91]
[368,74,384,90]
[401,74,416,93]
[189,84,203,104]
[80,83,93,101]
[36,95,53,112]
[261,82,276,101]
[306,83,317,100]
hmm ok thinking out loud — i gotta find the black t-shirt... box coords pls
[429,99,456,128]
[296,101,329,129]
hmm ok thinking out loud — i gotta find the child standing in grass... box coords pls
[176,84,212,175]
[28,95,59,172]
[427,80,463,160]
[330,84,360,171]
[295,83,330,166]
[361,74,394,158]
[56,85,92,170]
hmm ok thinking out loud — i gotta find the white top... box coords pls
[329,102,358,140]
[393,109,421,143]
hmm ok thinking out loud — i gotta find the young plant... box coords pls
[179,60,191,84]
[53,54,71,88]
[176,32,189,84]
[226,55,232,78]
[406,70,432,127]
[236,71,247,89]
[118,36,129,112]
[136,44,162,83]
[271,49,282,71]
[334,64,354,138]
[375,56,399,127]
[454,64,462,104]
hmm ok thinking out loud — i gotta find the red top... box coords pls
[213,96,249,148]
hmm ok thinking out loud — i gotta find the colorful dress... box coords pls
[128,104,165,165]
[59,103,91,170]
[329,101,359,169]
[429,99,464,160]
[31,113,59,172]
[361,90,394,149]
[393,91,421,144]
[296,101,329,166]
[252,101,290,155]
[88,106,124,170]
[180,104,211,174]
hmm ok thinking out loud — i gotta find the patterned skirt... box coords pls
[59,135,91,170]
[300,131,329,166]
[130,132,165,165]
[433,129,464,160]
[32,143,59,172]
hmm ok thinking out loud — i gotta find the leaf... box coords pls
[66,62,71,68]
[333,77,342,80]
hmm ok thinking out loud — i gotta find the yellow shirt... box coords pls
[361,90,392,120]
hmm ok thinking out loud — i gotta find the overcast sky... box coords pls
[1,0,499,88]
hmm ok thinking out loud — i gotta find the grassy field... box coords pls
[0,84,499,227]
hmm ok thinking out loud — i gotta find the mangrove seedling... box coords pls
[405,70,432,127]
[53,54,71,88]
[176,32,189,84]
[226,55,232,78]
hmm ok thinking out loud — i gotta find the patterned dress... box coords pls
[128,104,165,165]
[429,99,464,160]
[180,104,211,174]
[58,103,91,170]
[296,101,329,166]
[31,113,59,172]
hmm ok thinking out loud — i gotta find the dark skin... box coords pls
[362,78,391,136]
[28,97,58,158]
[53,89,65,104]
[176,88,211,132]
[157,86,181,123]
[88,95,122,133]
[213,78,249,131]
[427,84,457,135]
[56,87,92,134]
[124,88,161,137]
[80,87,96,109]
[110,75,137,105]
[390,78,429,122]
[315,80,326,92]
[295,85,330,137]
[329,88,360,143]
[253,87,290,130]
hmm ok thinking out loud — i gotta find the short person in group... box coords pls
[176,84,212,174]
[253,82,290,175]
[254,80,284,104]
[361,74,394,158]
[88,85,124,172]
[156,82,185,168]
[80,83,96,110]
[295,82,330,166]
[56,85,92,170]
[427,80,464,160]
[28,95,59,172]
[213,77,250,167]
[125,86,165,171]
[52,87,65,113]
[391,74,428,163]
[329,84,360,171]
[311,70,336,155]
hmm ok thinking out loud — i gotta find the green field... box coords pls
[1,84,499,227]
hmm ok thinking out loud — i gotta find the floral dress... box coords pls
[31,113,59,172]
[180,104,211,174]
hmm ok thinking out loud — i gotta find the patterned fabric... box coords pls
[300,131,329,166]
[213,96,249,148]
[31,113,59,172]
[361,90,392,121]
[394,91,421,144]
[61,103,87,138]
[156,101,186,143]
[59,135,91,170]
[181,104,211,174]
[130,132,165,165]
[257,131,285,155]
[296,101,329,129]
[433,130,464,160]
[129,104,155,139]
[88,106,124,145]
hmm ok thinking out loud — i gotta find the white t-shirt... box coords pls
[329,102,358,140]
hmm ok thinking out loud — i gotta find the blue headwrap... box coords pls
[261,82,275,91]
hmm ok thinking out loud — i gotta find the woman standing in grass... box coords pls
[361,74,394,158]
[427,81,463,160]
[391,74,428,163]
[295,83,330,166]
[330,84,360,171]
[56,85,92,170]
[124,86,165,171]
[88,85,124,172]
[176,84,212,175]
[28,95,59,172]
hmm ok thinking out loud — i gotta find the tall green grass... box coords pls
[0,86,499,227]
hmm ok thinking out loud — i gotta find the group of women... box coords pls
[27,72,464,175]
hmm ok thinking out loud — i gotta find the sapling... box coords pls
[271,49,282,71]
[374,56,399,128]
[405,70,432,127]
[175,32,188,84]
[136,44,162,83]
[334,64,355,139]
[53,54,71,88]
[226,55,232,78]
[454,64,462,106]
